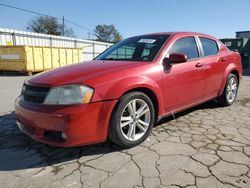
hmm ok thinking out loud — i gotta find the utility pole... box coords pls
[62,16,65,36]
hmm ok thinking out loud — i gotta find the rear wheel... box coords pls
[108,92,155,148]
[217,73,238,106]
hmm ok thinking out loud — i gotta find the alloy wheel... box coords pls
[226,77,238,103]
[120,99,151,141]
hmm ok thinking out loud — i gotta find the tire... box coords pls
[108,92,155,148]
[217,73,238,106]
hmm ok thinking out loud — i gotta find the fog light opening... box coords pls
[44,130,67,142]
[61,132,67,140]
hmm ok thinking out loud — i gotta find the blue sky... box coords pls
[0,0,250,39]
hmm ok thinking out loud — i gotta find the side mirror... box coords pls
[163,53,188,65]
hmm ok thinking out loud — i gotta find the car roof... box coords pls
[139,32,216,39]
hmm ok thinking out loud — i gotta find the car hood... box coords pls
[27,60,145,87]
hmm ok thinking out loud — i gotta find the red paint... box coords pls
[15,97,117,146]
[15,32,242,147]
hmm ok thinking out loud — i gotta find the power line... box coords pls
[0,3,94,33]
[0,3,54,17]
[64,19,94,32]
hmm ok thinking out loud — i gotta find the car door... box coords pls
[198,37,225,97]
[162,36,206,112]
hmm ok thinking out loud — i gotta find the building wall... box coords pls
[0,28,113,61]
[236,31,250,38]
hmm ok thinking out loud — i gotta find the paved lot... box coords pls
[0,75,26,114]
[0,74,250,188]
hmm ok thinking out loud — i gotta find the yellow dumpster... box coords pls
[0,46,83,75]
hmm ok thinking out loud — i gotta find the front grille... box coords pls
[22,84,50,104]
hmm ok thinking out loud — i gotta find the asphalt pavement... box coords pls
[0,74,250,188]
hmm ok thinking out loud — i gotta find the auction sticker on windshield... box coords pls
[138,39,156,43]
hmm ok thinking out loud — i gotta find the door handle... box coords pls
[221,57,227,62]
[195,63,204,68]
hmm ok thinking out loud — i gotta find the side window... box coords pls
[199,37,218,56]
[168,37,199,60]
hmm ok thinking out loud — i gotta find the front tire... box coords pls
[217,73,238,106]
[108,92,155,148]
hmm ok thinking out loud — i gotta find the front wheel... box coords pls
[217,73,239,106]
[108,92,155,148]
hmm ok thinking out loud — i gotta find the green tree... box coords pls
[94,24,122,43]
[27,16,75,37]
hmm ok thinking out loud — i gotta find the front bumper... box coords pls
[15,97,117,147]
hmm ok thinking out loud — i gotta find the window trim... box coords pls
[198,37,219,58]
[194,36,203,58]
[153,35,171,62]
[164,36,201,62]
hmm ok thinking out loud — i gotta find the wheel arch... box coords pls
[230,69,239,84]
[218,65,240,96]
[121,87,159,123]
[93,75,165,115]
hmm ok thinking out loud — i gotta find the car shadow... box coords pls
[0,111,124,171]
[0,100,223,171]
[0,71,27,76]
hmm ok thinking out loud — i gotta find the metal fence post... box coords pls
[12,33,16,45]
[93,42,95,59]
[50,37,53,47]
[75,40,77,48]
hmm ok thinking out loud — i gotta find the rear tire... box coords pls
[216,73,238,106]
[108,92,155,148]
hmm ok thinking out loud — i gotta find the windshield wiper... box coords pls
[100,58,114,60]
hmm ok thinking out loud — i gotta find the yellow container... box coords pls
[0,46,83,74]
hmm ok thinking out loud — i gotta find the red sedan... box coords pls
[15,32,242,148]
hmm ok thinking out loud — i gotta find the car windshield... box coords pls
[96,35,169,62]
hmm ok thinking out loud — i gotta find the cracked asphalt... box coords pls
[0,72,250,188]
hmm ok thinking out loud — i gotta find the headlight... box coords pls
[21,84,26,95]
[44,85,94,105]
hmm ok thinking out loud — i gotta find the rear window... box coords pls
[200,37,218,57]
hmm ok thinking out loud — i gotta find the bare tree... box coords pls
[94,24,122,43]
[27,16,75,37]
